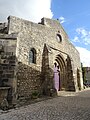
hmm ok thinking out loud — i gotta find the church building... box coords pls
[0,16,83,104]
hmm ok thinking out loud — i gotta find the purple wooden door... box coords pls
[54,63,60,91]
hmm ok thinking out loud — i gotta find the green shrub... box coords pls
[31,91,39,99]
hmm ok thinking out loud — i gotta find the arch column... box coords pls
[66,55,76,91]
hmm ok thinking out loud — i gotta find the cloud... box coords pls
[0,0,53,22]
[76,46,90,67]
[76,28,88,37]
[72,36,80,42]
[72,28,90,45]
[59,16,65,24]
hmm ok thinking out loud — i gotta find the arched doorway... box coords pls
[54,54,66,91]
[54,62,60,91]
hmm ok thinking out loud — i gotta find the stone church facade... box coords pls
[0,16,83,104]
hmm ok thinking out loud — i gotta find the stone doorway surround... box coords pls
[54,54,66,91]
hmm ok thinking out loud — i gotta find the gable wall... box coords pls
[7,16,83,98]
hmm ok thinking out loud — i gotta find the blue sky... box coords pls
[51,0,90,66]
[0,0,90,66]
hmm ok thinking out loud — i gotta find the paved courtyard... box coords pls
[0,88,90,120]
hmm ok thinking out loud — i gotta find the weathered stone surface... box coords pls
[0,34,17,104]
[0,16,84,104]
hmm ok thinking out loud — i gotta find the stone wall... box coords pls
[7,16,83,99]
[84,67,90,83]
[0,33,17,103]
[0,23,7,34]
[17,62,42,98]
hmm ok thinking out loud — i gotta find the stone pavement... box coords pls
[0,88,90,120]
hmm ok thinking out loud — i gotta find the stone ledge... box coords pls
[0,87,10,90]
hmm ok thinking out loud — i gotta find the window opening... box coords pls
[29,48,36,64]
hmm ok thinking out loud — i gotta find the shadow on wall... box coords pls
[77,68,81,90]
[17,62,43,99]
[66,56,75,91]
[41,44,57,96]
[0,43,57,109]
[17,62,56,99]
[0,45,16,109]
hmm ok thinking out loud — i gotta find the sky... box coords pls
[51,0,90,67]
[0,0,90,67]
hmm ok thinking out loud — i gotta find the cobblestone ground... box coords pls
[0,88,90,120]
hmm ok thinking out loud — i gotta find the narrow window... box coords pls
[56,34,62,42]
[29,48,36,64]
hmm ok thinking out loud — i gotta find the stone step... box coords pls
[57,91,77,96]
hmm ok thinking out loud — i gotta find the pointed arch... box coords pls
[54,53,66,91]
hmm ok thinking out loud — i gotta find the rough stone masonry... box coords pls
[0,16,83,105]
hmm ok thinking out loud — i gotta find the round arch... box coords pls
[29,48,36,64]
